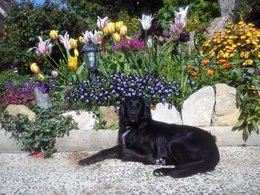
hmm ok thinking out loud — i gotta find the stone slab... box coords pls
[1,126,260,153]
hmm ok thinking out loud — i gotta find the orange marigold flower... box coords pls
[217,59,228,64]
[207,69,214,76]
[223,63,232,69]
[191,71,198,76]
[201,59,210,65]
[186,64,193,70]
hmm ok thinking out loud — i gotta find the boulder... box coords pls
[151,103,182,125]
[62,111,95,129]
[212,83,240,126]
[5,104,36,121]
[182,86,215,127]
[99,106,119,128]
[34,87,52,109]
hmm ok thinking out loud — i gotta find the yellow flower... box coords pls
[69,38,77,49]
[68,56,78,71]
[38,73,45,81]
[242,59,253,66]
[106,22,115,34]
[115,21,124,31]
[78,36,84,44]
[30,63,40,74]
[49,30,59,40]
[119,25,127,36]
[74,49,79,57]
[112,33,121,43]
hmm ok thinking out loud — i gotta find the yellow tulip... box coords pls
[106,22,115,34]
[119,25,127,36]
[30,63,40,74]
[74,48,79,57]
[112,33,121,43]
[49,30,59,40]
[68,56,78,71]
[115,21,124,31]
[78,36,84,44]
[102,26,109,34]
[38,73,45,81]
[69,38,77,49]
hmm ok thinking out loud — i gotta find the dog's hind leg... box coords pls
[153,160,216,178]
[78,145,122,166]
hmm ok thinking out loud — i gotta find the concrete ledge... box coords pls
[1,126,260,153]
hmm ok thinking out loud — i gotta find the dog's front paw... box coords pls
[155,158,166,165]
[153,168,168,177]
[78,158,95,166]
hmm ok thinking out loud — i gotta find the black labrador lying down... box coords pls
[79,96,220,178]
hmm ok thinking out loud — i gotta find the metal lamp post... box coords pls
[81,41,99,84]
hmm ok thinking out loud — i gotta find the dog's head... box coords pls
[119,96,151,125]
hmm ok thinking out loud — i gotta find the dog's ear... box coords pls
[119,100,126,119]
[144,99,152,120]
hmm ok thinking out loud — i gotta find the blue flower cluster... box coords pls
[64,73,179,109]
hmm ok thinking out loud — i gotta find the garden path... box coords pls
[0,146,260,194]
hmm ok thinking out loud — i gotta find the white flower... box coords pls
[82,30,91,43]
[88,30,102,45]
[146,38,153,48]
[51,70,59,78]
[97,16,109,30]
[139,14,154,31]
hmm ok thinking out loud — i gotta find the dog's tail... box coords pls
[153,154,219,178]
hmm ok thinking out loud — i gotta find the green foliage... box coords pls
[156,0,220,30]
[0,71,30,92]
[233,65,260,142]
[1,2,83,73]
[0,105,78,157]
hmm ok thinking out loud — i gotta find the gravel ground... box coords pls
[0,146,260,195]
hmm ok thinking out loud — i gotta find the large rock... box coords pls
[5,104,36,121]
[99,107,119,128]
[151,103,182,125]
[62,111,95,129]
[212,83,240,126]
[182,86,215,127]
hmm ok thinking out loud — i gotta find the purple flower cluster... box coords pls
[112,38,145,51]
[2,80,55,106]
[64,73,179,109]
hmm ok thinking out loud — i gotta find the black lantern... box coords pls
[81,41,99,83]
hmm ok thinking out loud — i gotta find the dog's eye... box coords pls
[129,102,133,106]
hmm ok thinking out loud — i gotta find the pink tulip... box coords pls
[59,32,71,50]
[36,36,53,55]
[169,6,189,40]
[97,16,109,30]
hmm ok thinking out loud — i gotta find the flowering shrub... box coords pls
[202,21,260,66]
[200,21,260,141]
[64,73,179,110]
[2,81,51,107]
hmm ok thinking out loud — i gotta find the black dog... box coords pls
[79,96,220,178]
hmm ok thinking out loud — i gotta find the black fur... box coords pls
[79,96,220,178]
